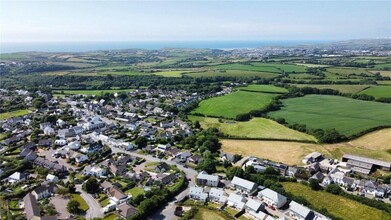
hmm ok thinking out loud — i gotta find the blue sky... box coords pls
[0,0,390,42]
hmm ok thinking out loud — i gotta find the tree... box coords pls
[194,121,201,129]
[135,136,148,149]
[226,166,244,180]
[83,177,100,194]
[196,158,218,174]
[325,184,342,195]
[309,179,321,191]
[67,200,81,214]
[56,187,69,196]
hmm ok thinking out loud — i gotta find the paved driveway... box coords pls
[75,184,104,219]
[51,195,72,219]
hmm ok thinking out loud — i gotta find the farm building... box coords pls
[342,154,391,174]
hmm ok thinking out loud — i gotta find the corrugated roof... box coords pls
[343,154,390,168]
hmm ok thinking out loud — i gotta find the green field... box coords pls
[236,84,288,93]
[213,62,306,73]
[125,187,144,197]
[290,84,371,94]
[71,194,89,212]
[359,86,391,98]
[185,70,278,78]
[153,70,190,77]
[193,207,230,220]
[53,89,134,95]
[326,67,371,75]
[0,109,31,120]
[192,91,276,119]
[97,71,146,76]
[268,95,391,137]
[282,182,391,220]
[189,116,316,142]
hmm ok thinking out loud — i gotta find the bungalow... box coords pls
[83,165,107,177]
[220,152,236,163]
[38,139,52,148]
[227,193,247,210]
[117,203,138,219]
[156,173,177,185]
[46,174,59,183]
[43,127,55,136]
[179,151,192,161]
[187,155,202,164]
[209,188,227,204]
[56,119,66,128]
[231,176,258,194]
[196,171,220,187]
[108,186,129,204]
[157,144,171,153]
[303,152,324,164]
[8,172,28,184]
[189,187,208,202]
[257,188,287,209]
[40,122,52,130]
[154,162,170,173]
[66,141,81,150]
[309,171,324,182]
[289,201,315,220]
[287,167,299,177]
[167,148,182,158]
[68,150,88,163]
[54,139,67,146]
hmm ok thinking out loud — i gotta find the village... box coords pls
[0,87,390,220]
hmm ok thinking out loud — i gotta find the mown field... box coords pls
[220,128,391,165]
[189,116,316,142]
[191,91,276,119]
[236,84,288,93]
[290,84,371,94]
[358,86,391,98]
[153,70,191,77]
[213,62,307,73]
[282,182,391,220]
[53,89,134,95]
[268,95,391,137]
[184,70,278,78]
[0,109,32,120]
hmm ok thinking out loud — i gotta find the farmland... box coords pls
[358,86,391,98]
[282,182,391,220]
[325,67,371,75]
[236,84,288,93]
[213,62,307,73]
[184,70,278,78]
[189,116,316,142]
[0,109,32,120]
[220,128,391,165]
[268,95,391,137]
[52,89,134,96]
[290,84,371,94]
[191,91,277,119]
[153,70,191,77]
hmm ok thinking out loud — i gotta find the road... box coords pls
[110,146,197,220]
[75,184,105,219]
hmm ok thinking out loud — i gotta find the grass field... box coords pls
[236,85,288,93]
[377,81,391,85]
[53,89,134,95]
[125,187,144,197]
[71,194,89,212]
[214,62,306,73]
[268,95,391,137]
[370,70,391,77]
[153,70,190,77]
[282,182,391,220]
[103,213,119,220]
[97,71,146,76]
[220,128,391,165]
[358,86,391,98]
[185,70,278,78]
[189,116,316,142]
[193,208,229,220]
[290,84,371,94]
[326,67,371,75]
[0,109,31,120]
[192,91,276,119]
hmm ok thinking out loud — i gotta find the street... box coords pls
[75,184,105,219]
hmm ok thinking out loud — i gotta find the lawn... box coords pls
[99,197,110,207]
[103,213,119,220]
[192,91,277,119]
[358,86,391,98]
[0,133,6,140]
[0,109,32,120]
[290,84,371,94]
[193,207,230,220]
[185,70,278,78]
[125,187,144,197]
[282,182,391,220]
[188,116,316,142]
[268,95,391,137]
[153,70,190,77]
[236,85,288,94]
[52,89,134,96]
[71,194,89,212]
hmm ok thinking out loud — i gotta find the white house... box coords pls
[209,188,227,203]
[257,188,287,209]
[227,193,247,210]
[196,171,220,187]
[8,172,28,184]
[245,199,265,213]
[289,201,315,220]
[46,174,59,183]
[231,176,258,194]
[189,187,208,201]
[54,139,67,146]
[43,126,55,136]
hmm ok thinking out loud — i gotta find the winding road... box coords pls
[75,184,104,219]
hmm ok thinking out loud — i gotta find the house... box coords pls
[303,152,324,164]
[287,167,299,177]
[247,210,274,220]
[40,122,52,130]
[101,180,114,192]
[179,151,192,161]
[154,162,170,173]
[66,141,81,150]
[209,188,227,203]
[257,188,287,209]
[8,172,28,184]
[309,171,324,182]
[23,193,41,220]
[231,176,258,194]
[83,165,107,177]
[32,185,55,200]
[43,127,55,136]
[157,144,171,152]
[117,203,138,219]
[167,148,182,158]
[289,201,315,220]
[220,152,236,163]
[245,198,265,213]
[157,173,177,185]
[187,155,202,164]
[54,139,67,146]
[108,186,129,204]
[227,193,247,210]
[196,171,220,187]
[189,187,208,201]
[68,150,88,163]
[38,139,52,148]
[56,119,66,128]
[46,174,59,183]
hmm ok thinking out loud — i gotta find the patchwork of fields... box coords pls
[192,91,277,119]
[236,84,289,93]
[282,183,391,220]
[188,116,316,142]
[184,70,278,78]
[290,84,371,94]
[359,86,391,98]
[268,95,391,137]
[213,62,307,73]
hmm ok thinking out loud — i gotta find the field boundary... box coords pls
[221,136,317,143]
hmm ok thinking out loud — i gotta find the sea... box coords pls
[0,40,329,53]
